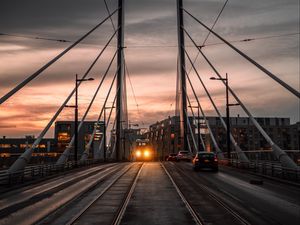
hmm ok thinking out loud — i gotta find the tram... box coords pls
[132,138,156,161]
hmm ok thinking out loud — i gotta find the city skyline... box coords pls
[0,0,299,137]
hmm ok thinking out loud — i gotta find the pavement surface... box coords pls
[174,162,300,225]
[1,161,299,225]
[121,162,197,225]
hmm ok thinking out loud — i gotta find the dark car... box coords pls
[176,151,192,162]
[192,152,218,171]
[166,153,177,161]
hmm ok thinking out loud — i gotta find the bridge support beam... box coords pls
[116,0,125,161]
[177,0,188,151]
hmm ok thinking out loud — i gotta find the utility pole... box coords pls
[71,75,94,165]
[116,0,124,161]
[177,0,188,151]
[74,74,78,164]
[197,107,201,151]
[210,73,239,162]
[103,107,107,162]
[225,73,230,161]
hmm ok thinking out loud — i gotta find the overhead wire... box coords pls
[1,32,298,49]
[183,8,300,98]
[9,32,119,171]
[0,8,119,105]
[57,49,119,164]
[184,47,246,157]
[183,26,296,166]
[186,0,229,75]
[0,32,70,43]
[103,0,143,126]
[125,62,145,125]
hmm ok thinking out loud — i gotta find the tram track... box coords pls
[163,162,252,225]
[161,162,204,225]
[0,163,130,225]
[0,163,117,215]
[63,162,143,225]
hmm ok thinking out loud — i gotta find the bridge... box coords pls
[0,0,299,224]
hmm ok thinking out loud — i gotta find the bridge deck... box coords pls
[0,162,299,225]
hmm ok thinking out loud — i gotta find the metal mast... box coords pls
[116,0,124,161]
[177,0,188,151]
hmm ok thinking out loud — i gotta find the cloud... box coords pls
[0,0,299,137]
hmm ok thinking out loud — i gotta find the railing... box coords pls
[0,159,103,186]
[229,159,300,183]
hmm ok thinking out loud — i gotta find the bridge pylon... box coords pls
[176,0,188,151]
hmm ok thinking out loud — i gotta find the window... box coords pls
[58,132,71,142]
[0,144,11,148]
[20,144,32,148]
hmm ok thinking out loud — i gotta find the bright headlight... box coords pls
[136,150,141,157]
[144,150,150,158]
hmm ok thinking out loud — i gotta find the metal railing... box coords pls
[229,159,300,183]
[0,159,103,186]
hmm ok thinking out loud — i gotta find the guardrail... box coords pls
[229,159,300,183]
[0,159,104,186]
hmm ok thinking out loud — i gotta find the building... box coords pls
[147,116,199,160]
[0,135,56,168]
[206,116,299,151]
[0,121,105,167]
[109,128,146,160]
[147,116,300,159]
[55,121,104,156]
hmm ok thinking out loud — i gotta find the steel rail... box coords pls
[161,163,204,225]
[1,164,122,224]
[0,164,117,214]
[66,163,143,225]
[112,163,144,225]
[169,163,252,225]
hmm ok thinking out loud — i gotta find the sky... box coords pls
[0,0,299,138]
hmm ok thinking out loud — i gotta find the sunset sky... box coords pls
[0,0,299,138]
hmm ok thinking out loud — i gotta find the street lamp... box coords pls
[66,74,94,164]
[210,73,239,162]
[103,106,115,162]
[189,105,202,152]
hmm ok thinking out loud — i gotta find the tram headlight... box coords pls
[136,150,141,157]
[144,150,150,158]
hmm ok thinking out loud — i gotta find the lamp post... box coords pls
[66,75,94,164]
[210,73,239,162]
[189,105,201,151]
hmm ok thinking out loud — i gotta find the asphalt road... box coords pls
[1,162,299,225]
[173,162,300,225]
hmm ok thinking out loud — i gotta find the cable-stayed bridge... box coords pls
[0,1,299,225]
